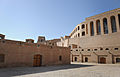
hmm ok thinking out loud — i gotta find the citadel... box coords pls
[57,8,120,64]
[0,8,120,68]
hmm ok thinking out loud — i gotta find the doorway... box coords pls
[33,54,42,67]
[100,57,106,64]
[75,57,77,62]
[85,57,88,62]
[116,58,120,63]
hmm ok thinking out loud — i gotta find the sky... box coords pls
[0,0,120,42]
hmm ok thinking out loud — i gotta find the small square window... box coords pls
[82,49,84,51]
[100,48,103,50]
[37,44,40,47]
[94,49,97,51]
[88,49,90,51]
[114,48,118,50]
[105,48,109,50]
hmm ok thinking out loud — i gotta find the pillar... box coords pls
[93,21,97,35]
[107,16,112,34]
[100,18,104,35]
[115,14,120,32]
[88,22,91,36]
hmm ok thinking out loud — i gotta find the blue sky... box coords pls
[0,0,120,42]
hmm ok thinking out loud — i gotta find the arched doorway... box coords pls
[75,57,77,62]
[33,54,42,67]
[116,58,120,63]
[85,57,88,62]
[100,57,106,64]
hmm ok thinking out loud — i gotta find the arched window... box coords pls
[78,26,80,30]
[118,14,120,28]
[103,18,108,34]
[111,16,117,33]
[86,24,88,34]
[82,24,85,29]
[90,21,94,36]
[85,57,88,62]
[96,20,101,35]
[78,33,80,37]
[75,57,77,61]
[82,31,85,36]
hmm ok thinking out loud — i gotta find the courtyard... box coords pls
[0,62,120,77]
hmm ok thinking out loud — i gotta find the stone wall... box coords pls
[0,39,70,68]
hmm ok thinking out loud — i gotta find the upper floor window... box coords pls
[96,20,101,35]
[118,14,120,28]
[78,33,80,37]
[82,31,85,36]
[111,16,117,33]
[82,24,85,29]
[103,18,108,34]
[86,24,88,34]
[90,21,94,36]
[78,26,80,30]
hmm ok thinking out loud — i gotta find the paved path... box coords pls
[0,62,120,77]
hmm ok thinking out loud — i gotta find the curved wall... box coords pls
[69,31,120,48]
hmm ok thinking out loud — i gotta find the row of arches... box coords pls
[74,57,88,62]
[74,56,120,64]
[73,56,120,64]
[71,14,120,38]
[77,32,85,37]
[77,24,85,30]
[90,15,120,36]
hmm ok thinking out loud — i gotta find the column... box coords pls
[93,21,97,35]
[100,18,104,35]
[88,22,91,36]
[107,16,112,34]
[115,14,120,32]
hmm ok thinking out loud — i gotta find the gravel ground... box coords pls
[0,62,120,77]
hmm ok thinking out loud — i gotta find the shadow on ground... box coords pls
[0,63,95,77]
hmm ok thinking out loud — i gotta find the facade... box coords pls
[0,34,70,68]
[57,8,120,64]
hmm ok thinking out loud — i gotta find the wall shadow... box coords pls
[0,63,95,77]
